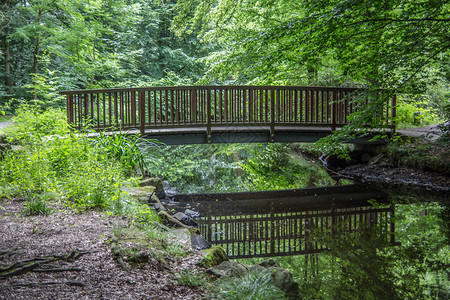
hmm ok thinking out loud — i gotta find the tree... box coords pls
[173,0,450,90]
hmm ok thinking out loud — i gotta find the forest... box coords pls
[1,0,449,119]
[0,0,449,299]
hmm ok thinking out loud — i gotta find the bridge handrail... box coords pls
[60,85,396,142]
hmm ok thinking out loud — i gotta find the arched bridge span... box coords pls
[60,86,396,144]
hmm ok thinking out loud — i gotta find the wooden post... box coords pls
[331,91,337,131]
[138,91,145,134]
[131,91,137,126]
[270,89,275,142]
[207,89,212,143]
[390,205,395,245]
[66,94,73,125]
[190,89,197,124]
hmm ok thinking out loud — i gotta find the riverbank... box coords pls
[336,127,450,200]
[0,197,206,299]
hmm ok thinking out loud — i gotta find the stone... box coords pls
[369,154,383,165]
[198,246,228,268]
[0,143,11,153]
[190,232,210,250]
[184,209,200,218]
[158,211,187,228]
[249,259,299,299]
[173,212,189,224]
[140,177,165,198]
[122,186,155,202]
[206,260,248,278]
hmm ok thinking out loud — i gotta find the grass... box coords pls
[214,271,287,300]
[175,269,207,287]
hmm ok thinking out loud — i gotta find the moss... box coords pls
[198,246,228,268]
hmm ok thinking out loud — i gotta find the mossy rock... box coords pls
[122,186,155,202]
[198,246,228,268]
[158,211,187,228]
[140,177,165,198]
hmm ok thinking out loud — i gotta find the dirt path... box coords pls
[397,124,443,141]
[0,198,204,299]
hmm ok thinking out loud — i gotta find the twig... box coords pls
[32,267,82,273]
[0,281,87,288]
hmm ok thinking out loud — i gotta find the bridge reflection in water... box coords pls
[174,185,398,259]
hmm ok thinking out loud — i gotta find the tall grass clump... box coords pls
[0,104,140,210]
[214,271,287,300]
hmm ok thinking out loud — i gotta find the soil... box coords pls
[0,198,205,300]
[338,126,450,201]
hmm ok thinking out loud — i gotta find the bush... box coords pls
[396,94,441,128]
[4,104,69,144]
[214,271,287,300]
[0,105,132,210]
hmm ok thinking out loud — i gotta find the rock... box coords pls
[198,246,228,268]
[361,153,372,163]
[206,260,248,278]
[256,258,280,268]
[169,228,193,252]
[122,186,155,202]
[140,177,165,198]
[249,259,299,299]
[369,154,383,165]
[158,211,188,228]
[184,209,200,218]
[190,232,210,250]
[173,212,189,224]
[154,202,167,212]
[265,267,299,298]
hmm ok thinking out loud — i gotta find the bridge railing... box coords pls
[60,86,396,137]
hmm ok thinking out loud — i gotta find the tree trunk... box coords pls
[4,34,12,96]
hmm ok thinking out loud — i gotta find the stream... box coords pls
[142,143,449,298]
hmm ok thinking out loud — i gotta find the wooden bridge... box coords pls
[61,86,396,144]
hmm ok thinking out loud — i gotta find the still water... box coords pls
[144,143,449,298]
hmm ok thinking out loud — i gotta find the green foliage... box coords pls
[0,105,130,210]
[396,94,442,128]
[214,271,287,300]
[386,139,450,174]
[92,132,158,175]
[143,144,246,193]
[21,193,53,216]
[175,269,206,287]
[241,143,334,190]
[4,104,69,144]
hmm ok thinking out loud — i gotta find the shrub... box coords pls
[396,94,441,128]
[4,104,69,144]
[21,194,53,216]
[214,271,287,300]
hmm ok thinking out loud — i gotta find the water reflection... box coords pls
[173,185,399,258]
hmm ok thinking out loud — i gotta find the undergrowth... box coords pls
[0,104,147,210]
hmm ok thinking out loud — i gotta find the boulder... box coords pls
[206,260,248,278]
[140,177,165,198]
[185,209,200,218]
[198,246,228,268]
[158,211,188,228]
[249,259,299,299]
[122,186,155,202]
[0,134,7,144]
[190,232,210,250]
[173,212,189,224]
